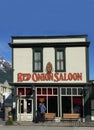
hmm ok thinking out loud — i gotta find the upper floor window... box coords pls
[55,48,65,72]
[33,48,43,72]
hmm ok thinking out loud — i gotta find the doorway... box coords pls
[17,98,33,121]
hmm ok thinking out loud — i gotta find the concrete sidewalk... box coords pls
[14,121,94,127]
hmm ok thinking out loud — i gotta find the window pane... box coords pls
[61,88,66,95]
[42,88,46,95]
[73,88,77,95]
[57,61,60,70]
[33,49,42,72]
[78,88,82,95]
[57,52,60,60]
[18,88,24,95]
[48,88,52,95]
[26,88,32,95]
[59,52,63,60]
[34,61,41,71]
[61,61,64,70]
[53,88,57,95]
[56,48,65,72]
[19,100,24,113]
[27,100,32,113]
[37,88,41,94]
[67,88,71,95]
[35,52,40,60]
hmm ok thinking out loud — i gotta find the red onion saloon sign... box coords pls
[17,72,82,82]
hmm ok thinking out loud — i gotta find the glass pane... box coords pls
[35,52,40,60]
[59,52,63,60]
[62,97,71,113]
[73,88,77,95]
[37,88,41,94]
[60,61,64,70]
[73,97,82,113]
[27,100,32,113]
[18,88,24,95]
[19,100,24,113]
[67,88,71,95]
[53,88,57,95]
[48,88,52,95]
[78,88,83,95]
[57,52,59,60]
[26,88,32,95]
[34,62,41,70]
[57,61,60,70]
[42,88,46,95]
[61,88,66,95]
[38,62,41,70]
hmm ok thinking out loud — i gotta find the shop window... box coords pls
[42,88,46,95]
[55,48,65,72]
[73,88,77,95]
[53,88,57,95]
[18,88,24,95]
[48,88,52,95]
[61,88,66,95]
[33,48,43,72]
[62,96,71,113]
[26,88,32,95]
[37,88,41,94]
[78,88,83,95]
[67,88,71,95]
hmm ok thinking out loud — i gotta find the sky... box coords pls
[0,0,94,80]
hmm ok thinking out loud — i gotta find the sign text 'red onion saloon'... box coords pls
[17,72,82,82]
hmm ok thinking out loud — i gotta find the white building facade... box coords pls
[9,35,90,121]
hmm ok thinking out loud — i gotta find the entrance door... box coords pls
[17,98,33,121]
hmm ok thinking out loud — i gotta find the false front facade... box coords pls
[9,35,90,122]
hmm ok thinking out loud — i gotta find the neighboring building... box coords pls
[9,35,91,122]
[0,80,12,108]
[0,80,13,120]
[89,80,94,121]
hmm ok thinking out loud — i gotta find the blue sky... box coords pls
[0,0,94,80]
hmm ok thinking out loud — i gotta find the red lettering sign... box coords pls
[17,72,82,82]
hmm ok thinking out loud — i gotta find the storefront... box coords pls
[9,35,90,121]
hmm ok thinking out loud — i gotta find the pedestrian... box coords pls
[37,103,41,122]
[39,102,46,122]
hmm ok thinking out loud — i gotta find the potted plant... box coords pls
[5,111,13,125]
[8,111,13,120]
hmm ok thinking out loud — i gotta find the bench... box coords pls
[45,113,56,120]
[63,113,80,121]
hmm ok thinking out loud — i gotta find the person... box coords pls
[39,102,46,122]
[37,103,41,122]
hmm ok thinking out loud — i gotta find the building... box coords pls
[9,35,91,122]
[0,80,13,120]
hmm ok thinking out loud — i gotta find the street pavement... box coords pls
[0,125,94,130]
[0,120,94,130]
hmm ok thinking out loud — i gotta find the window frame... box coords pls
[33,48,43,72]
[55,48,66,72]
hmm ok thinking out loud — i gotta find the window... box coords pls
[67,88,71,95]
[72,88,77,95]
[33,48,43,72]
[18,87,33,96]
[55,48,65,72]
